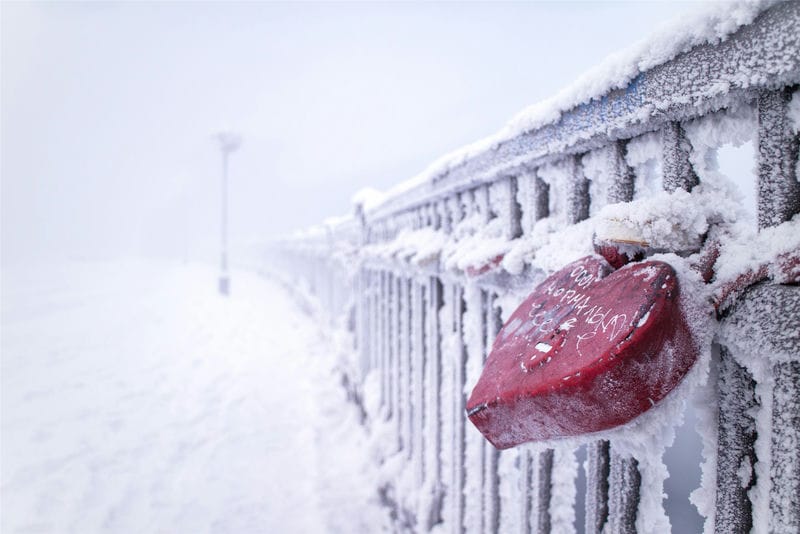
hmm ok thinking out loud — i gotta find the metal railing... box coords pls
[275,3,799,532]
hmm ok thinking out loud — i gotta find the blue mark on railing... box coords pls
[558,73,646,135]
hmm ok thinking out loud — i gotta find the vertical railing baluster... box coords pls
[387,271,395,421]
[380,270,388,412]
[402,276,413,460]
[477,184,491,225]
[535,449,555,533]
[757,87,800,533]
[662,121,699,192]
[584,141,634,533]
[533,171,550,224]
[757,88,800,228]
[453,285,468,534]
[566,155,590,225]
[714,346,757,533]
[474,288,487,533]
[608,450,641,534]
[367,268,375,373]
[585,440,611,533]
[393,273,403,449]
[608,139,635,204]
[770,360,800,531]
[519,445,532,534]
[425,275,445,528]
[484,291,503,533]
[413,278,427,487]
[518,166,552,533]
[508,176,523,239]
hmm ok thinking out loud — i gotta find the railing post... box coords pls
[757,88,800,228]
[366,268,375,373]
[452,285,468,534]
[483,292,502,533]
[607,140,635,204]
[378,269,390,416]
[589,137,641,533]
[756,87,799,533]
[535,448,555,533]
[770,359,800,531]
[413,278,427,487]
[464,287,488,533]
[392,275,406,450]
[402,276,413,459]
[477,184,492,225]
[585,440,611,533]
[386,271,395,420]
[662,121,699,192]
[714,346,757,533]
[505,176,523,240]
[566,155,590,225]
[533,170,550,223]
[424,275,445,528]
[609,450,641,534]
[719,283,800,533]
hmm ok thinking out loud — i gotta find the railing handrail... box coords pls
[362,1,799,225]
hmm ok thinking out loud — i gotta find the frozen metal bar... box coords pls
[662,121,699,193]
[585,440,610,533]
[535,449,554,534]
[720,282,800,533]
[477,184,492,225]
[452,285,468,534]
[505,176,523,240]
[402,276,413,458]
[533,171,550,224]
[474,289,487,534]
[412,279,426,485]
[714,346,757,534]
[483,292,502,534]
[386,272,395,420]
[519,447,533,534]
[770,360,800,532]
[756,87,800,532]
[566,155,590,224]
[380,270,388,410]
[393,273,403,448]
[756,88,800,229]
[607,140,635,204]
[608,451,640,534]
[424,276,445,529]
[366,269,375,372]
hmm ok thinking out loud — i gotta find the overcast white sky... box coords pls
[2,1,701,266]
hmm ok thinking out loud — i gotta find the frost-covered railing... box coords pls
[275,3,799,532]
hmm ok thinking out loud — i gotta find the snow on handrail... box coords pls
[362,0,798,224]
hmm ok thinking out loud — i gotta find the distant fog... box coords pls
[2,1,699,267]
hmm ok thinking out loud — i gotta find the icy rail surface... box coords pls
[1,260,387,534]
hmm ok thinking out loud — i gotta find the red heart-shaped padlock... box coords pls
[466,256,697,449]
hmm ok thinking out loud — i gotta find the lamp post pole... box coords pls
[215,131,241,296]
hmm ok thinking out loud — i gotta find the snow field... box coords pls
[1,260,387,533]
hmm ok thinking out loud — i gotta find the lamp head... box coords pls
[214,131,242,153]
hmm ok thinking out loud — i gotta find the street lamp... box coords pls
[214,131,241,296]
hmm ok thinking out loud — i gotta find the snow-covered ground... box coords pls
[1,260,387,533]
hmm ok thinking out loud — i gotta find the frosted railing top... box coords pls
[358,0,799,222]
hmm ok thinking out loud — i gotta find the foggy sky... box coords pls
[2,1,698,266]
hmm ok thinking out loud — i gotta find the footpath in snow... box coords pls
[1,260,387,533]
